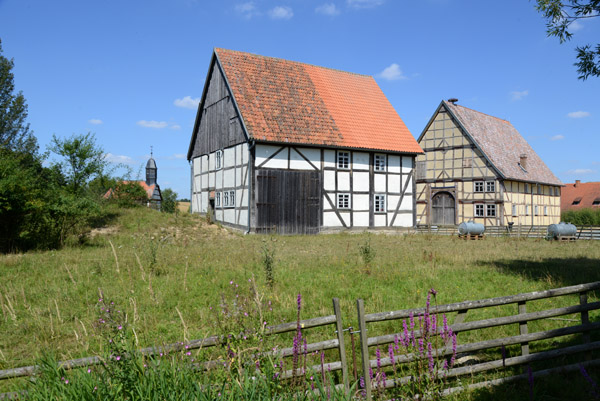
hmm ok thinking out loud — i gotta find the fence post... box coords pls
[332,298,349,393]
[357,299,371,400]
[580,292,590,344]
[518,301,529,356]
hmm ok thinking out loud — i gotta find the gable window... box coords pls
[216,192,221,207]
[572,197,582,205]
[554,187,560,197]
[337,193,350,209]
[486,181,495,192]
[229,190,235,208]
[416,161,427,180]
[374,194,386,213]
[475,204,484,217]
[512,204,517,217]
[337,151,350,169]
[374,154,386,172]
[537,185,542,195]
[215,150,223,170]
[474,181,484,193]
[487,204,497,217]
[593,198,600,206]
[223,191,229,207]
[524,183,529,193]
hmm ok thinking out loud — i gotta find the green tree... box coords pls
[49,132,107,194]
[111,181,149,208]
[535,0,600,80]
[0,39,37,153]
[161,188,178,213]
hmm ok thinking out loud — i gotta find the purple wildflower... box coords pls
[389,344,395,366]
[579,364,600,399]
[427,342,435,377]
[418,338,424,356]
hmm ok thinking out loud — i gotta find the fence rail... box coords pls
[2,283,600,400]
[414,225,600,240]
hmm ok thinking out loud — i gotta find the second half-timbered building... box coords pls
[416,100,562,226]
[187,48,423,234]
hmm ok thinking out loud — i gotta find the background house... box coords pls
[105,155,162,208]
[415,100,562,226]
[561,180,600,211]
[187,48,423,234]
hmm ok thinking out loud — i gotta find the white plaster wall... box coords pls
[237,209,248,226]
[324,211,344,227]
[338,172,350,191]
[389,175,401,193]
[323,150,335,169]
[208,154,215,171]
[388,155,401,174]
[223,209,236,224]
[340,212,351,227]
[201,193,208,213]
[224,168,235,188]
[215,209,223,221]
[224,147,235,167]
[201,173,209,190]
[235,144,242,165]
[256,145,287,169]
[194,176,201,193]
[393,213,412,227]
[374,174,386,192]
[402,156,413,173]
[354,171,369,192]
[201,155,209,172]
[215,170,223,188]
[400,194,413,211]
[374,214,386,227]
[353,194,369,210]
[388,195,400,211]
[289,148,319,170]
[209,171,215,189]
[193,158,201,175]
[353,152,369,170]
[324,170,335,191]
[354,212,369,227]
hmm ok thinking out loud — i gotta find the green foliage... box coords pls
[261,239,276,289]
[160,188,178,213]
[111,181,148,208]
[0,39,37,154]
[359,233,376,267]
[562,208,600,225]
[535,0,600,80]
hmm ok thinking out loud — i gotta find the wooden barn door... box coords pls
[256,169,321,234]
[431,192,455,225]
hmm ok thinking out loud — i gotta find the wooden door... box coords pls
[431,192,455,225]
[256,169,321,234]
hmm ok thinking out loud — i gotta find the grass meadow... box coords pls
[1,206,600,399]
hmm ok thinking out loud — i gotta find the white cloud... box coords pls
[570,20,584,31]
[88,119,103,125]
[235,2,260,19]
[172,154,187,160]
[316,3,340,16]
[510,90,529,101]
[550,134,565,141]
[137,120,168,129]
[377,63,407,81]
[347,0,384,9]
[170,124,182,130]
[174,96,200,109]
[566,168,596,175]
[269,6,293,20]
[567,111,590,118]
[105,153,135,165]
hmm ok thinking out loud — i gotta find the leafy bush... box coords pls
[161,188,178,213]
[111,181,148,208]
[562,208,600,226]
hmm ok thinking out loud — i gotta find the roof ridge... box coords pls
[445,100,511,124]
[214,47,373,79]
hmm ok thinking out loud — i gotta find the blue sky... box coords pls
[1,0,598,198]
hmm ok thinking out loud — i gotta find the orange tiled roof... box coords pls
[103,181,157,200]
[561,181,600,211]
[215,48,423,154]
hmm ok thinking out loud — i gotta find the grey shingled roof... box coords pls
[444,101,562,186]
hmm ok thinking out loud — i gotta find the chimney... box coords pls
[575,180,581,187]
[448,98,458,105]
[519,154,528,170]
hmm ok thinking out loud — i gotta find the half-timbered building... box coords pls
[415,100,562,226]
[187,49,423,234]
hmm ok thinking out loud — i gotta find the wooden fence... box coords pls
[414,225,600,240]
[2,283,600,399]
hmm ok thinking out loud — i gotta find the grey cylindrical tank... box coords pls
[458,220,485,236]
[547,222,577,239]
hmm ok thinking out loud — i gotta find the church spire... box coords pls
[146,147,157,186]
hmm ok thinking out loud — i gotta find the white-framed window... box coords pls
[487,204,496,217]
[229,190,235,208]
[374,194,386,213]
[216,192,221,207]
[512,204,517,217]
[374,154,386,172]
[486,181,495,192]
[554,187,560,197]
[544,206,548,216]
[337,151,350,169]
[525,205,529,215]
[215,149,223,170]
[475,204,484,217]
[524,183,529,193]
[474,181,484,193]
[337,193,350,209]
[224,191,229,207]
[534,205,539,216]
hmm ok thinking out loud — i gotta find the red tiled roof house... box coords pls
[561,180,600,211]
[415,100,563,226]
[187,49,423,233]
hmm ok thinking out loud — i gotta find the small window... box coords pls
[486,181,495,192]
[337,193,350,209]
[374,194,386,213]
[544,206,548,216]
[337,151,350,169]
[416,161,427,180]
[512,204,517,217]
[534,205,539,216]
[224,191,229,207]
[474,181,484,193]
[572,197,582,205]
[374,154,386,172]
[229,190,235,207]
[487,204,496,217]
[525,205,529,215]
[554,187,560,197]
[475,204,484,217]
[215,149,223,170]
[524,183,529,193]
[593,198,600,206]
[216,192,221,207]
[537,185,542,195]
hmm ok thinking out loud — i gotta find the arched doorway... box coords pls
[431,192,455,225]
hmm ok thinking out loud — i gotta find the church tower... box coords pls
[146,148,157,186]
